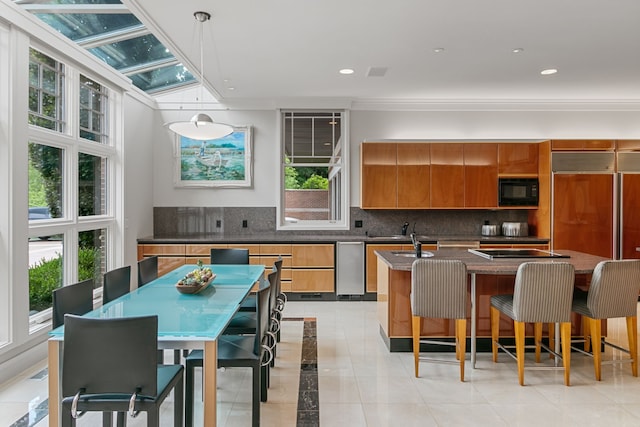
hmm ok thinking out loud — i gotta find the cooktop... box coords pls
[468,248,570,260]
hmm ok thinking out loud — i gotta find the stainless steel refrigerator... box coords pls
[551,151,640,260]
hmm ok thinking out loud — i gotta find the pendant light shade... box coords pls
[166,11,233,141]
[168,113,234,140]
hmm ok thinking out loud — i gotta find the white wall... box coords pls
[153,108,640,210]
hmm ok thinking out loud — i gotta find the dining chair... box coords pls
[137,255,159,287]
[490,262,575,386]
[184,275,273,427]
[571,259,640,380]
[410,259,468,381]
[103,265,131,304]
[52,279,94,329]
[60,314,183,427]
[210,248,249,265]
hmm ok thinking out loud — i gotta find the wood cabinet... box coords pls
[365,243,437,293]
[430,143,464,207]
[621,174,640,260]
[397,143,430,208]
[617,140,640,151]
[498,143,539,175]
[361,143,397,208]
[464,143,498,208]
[138,242,334,294]
[551,140,615,151]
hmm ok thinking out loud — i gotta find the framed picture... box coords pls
[174,126,252,188]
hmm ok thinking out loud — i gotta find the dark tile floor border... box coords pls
[12,318,319,427]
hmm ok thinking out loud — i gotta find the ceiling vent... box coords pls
[366,66,388,77]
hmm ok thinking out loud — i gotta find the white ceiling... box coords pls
[126,0,640,109]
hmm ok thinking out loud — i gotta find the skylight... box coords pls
[13,0,197,94]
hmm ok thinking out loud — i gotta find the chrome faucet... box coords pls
[401,222,409,236]
[410,232,422,257]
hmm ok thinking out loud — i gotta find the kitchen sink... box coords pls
[391,251,434,258]
[368,235,409,240]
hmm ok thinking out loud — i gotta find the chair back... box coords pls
[270,259,283,313]
[210,248,249,264]
[512,262,575,323]
[62,314,158,399]
[103,265,131,304]
[410,259,467,319]
[137,256,158,287]
[52,279,94,329]
[254,273,274,355]
[587,259,640,319]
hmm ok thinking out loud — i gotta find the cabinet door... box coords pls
[551,140,615,151]
[622,174,640,259]
[397,143,430,208]
[430,143,464,207]
[361,143,397,208]
[553,174,614,258]
[617,140,640,151]
[291,244,334,267]
[366,244,404,293]
[498,143,539,175]
[464,143,498,208]
[291,270,334,292]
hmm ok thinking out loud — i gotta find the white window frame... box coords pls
[276,109,350,231]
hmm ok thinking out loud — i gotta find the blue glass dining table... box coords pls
[47,263,266,427]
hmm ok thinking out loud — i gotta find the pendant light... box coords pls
[166,11,233,140]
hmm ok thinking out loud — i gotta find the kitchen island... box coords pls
[375,248,609,366]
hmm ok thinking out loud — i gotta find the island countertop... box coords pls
[374,248,608,274]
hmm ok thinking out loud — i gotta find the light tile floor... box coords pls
[2,301,640,426]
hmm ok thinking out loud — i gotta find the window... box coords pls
[26,51,118,326]
[278,110,349,230]
[79,75,108,143]
[28,48,65,132]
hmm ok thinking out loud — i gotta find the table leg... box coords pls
[47,340,61,427]
[203,340,218,426]
[471,273,477,369]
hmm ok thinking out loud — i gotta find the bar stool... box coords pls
[410,259,468,381]
[490,262,575,386]
[571,259,640,380]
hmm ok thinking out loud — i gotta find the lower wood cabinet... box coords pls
[138,242,334,293]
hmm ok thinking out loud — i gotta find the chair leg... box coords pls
[534,323,542,363]
[490,307,499,363]
[148,409,160,427]
[561,322,571,386]
[252,364,261,427]
[456,318,466,382]
[412,316,421,377]
[588,317,602,381]
[582,316,591,352]
[514,321,525,386]
[548,323,555,359]
[102,412,112,427]
[116,412,126,427]
[626,316,638,377]
[175,372,184,427]
[185,361,195,427]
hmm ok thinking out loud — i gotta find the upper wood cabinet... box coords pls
[361,143,397,209]
[430,143,464,208]
[551,140,615,151]
[397,143,430,208]
[616,140,640,151]
[498,143,539,175]
[464,143,498,208]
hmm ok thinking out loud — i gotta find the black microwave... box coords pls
[498,178,539,206]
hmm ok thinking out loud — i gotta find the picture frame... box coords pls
[174,126,252,188]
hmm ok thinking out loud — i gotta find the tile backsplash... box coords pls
[153,207,530,238]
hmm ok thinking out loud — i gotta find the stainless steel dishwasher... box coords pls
[336,241,365,296]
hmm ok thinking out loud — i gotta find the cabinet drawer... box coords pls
[291,244,334,267]
[291,269,335,292]
[158,257,185,276]
[260,255,292,268]
[227,244,260,255]
[185,244,227,256]
[259,244,292,256]
[143,244,185,256]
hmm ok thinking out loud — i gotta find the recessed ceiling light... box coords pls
[512,48,524,53]
[541,68,558,75]
[339,68,354,75]
[227,87,235,91]
[433,48,445,53]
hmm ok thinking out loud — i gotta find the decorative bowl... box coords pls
[176,264,215,294]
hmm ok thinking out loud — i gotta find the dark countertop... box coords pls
[138,234,549,245]
[375,248,608,274]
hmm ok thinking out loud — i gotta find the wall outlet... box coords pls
[242,220,248,228]
[216,220,221,228]
[355,220,363,228]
